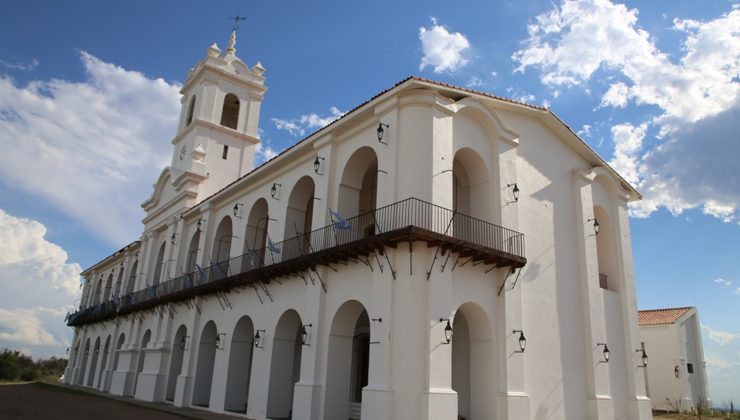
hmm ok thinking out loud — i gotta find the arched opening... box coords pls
[103,274,113,302]
[192,321,218,407]
[93,278,103,305]
[96,335,111,389]
[266,310,303,419]
[451,303,496,419]
[338,147,379,218]
[114,268,124,298]
[126,260,138,295]
[220,93,240,130]
[283,177,315,260]
[134,330,151,396]
[224,316,255,413]
[87,337,101,386]
[77,339,90,385]
[452,148,491,242]
[166,325,188,402]
[153,242,167,286]
[212,217,234,280]
[185,231,200,274]
[243,199,269,271]
[111,334,125,376]
[594,206,617,291]
[186,95,196,126]
[324,301,370,420]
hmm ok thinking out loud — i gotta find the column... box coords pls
[573,169,613,419]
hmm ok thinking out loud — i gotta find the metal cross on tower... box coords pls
[230,15,246,32]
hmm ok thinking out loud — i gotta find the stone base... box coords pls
[425,388,458,420]
[630,396,653,420]
[109,370,135,397]
[362,385,394,420]
[174,374,193,407]
[499,391,531,420]
[588,395,614,420]
[134,371,167,402]
[291,381,322,420]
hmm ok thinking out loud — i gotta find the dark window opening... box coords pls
[186,95,196,126]
[687,363,694,374]
[222,145,229,160]
[220,94,240,129]
[350,333,370,403]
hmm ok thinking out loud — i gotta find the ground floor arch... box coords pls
[77,338,91,385]
[166,325,187,401]
[324,300,370,420]
[86,336,101,386]
[134,329,152,396]
[96,335,111,388]
[224,316,255,413]
[266,309,304,419]
[192,321,218,407]
[452,302,496,420]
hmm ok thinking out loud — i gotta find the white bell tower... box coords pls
[170,30,267,202]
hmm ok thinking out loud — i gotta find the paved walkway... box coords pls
[0,382,248,420]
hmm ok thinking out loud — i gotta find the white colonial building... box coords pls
[63,31,652,420]
[638,307,710,413]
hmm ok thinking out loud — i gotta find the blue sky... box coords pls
[0,0,737,405]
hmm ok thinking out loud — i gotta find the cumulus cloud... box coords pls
[467,76,485,88]
[608,122,647,186]
[513,1,740,223]
[0,51,181,245]
[714,278,732,287]
[419,17,470,73]
[271,107,345,137]
[702,324,739,347]
[0,209,81,356]
[0,58,39,71]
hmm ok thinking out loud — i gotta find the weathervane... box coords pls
[230,15,246,32]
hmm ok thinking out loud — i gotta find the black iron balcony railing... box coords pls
[67,197,525,326]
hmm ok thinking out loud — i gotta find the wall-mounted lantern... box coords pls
[170,232,178,245]
[588,218,600,235]
[215,332,226,349]
[507,183,520,202]
[597,342,610,362]
[197,218,206,232]
[255,329,265,348]
[233,203,244,218]
[300,324,312,345]
[313,156,325,174]
[178,335,188,351]
[636,348,648,367]
[674,365,680,378]
[270,183,281,200]
[377,122,390,145]
[439,318,453,344]
[513,329,527,353]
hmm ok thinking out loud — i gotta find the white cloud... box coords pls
[271,107,345,137]
[601,82,630,108]
[0,209,81,356]
[513,1,740,223]
[467,76,485,88]
[608,122,647,186]
[735,287,740,296]
[419,17,470,73]
[714,278,732,287]
[701,324,740,347]
[577,124,592,138]
[0,51,181,245]
[0,58,39,71]
[254,142,280,166]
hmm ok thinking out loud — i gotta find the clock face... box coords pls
[179,145,187,160]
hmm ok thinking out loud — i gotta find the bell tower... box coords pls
[170,30,267,202]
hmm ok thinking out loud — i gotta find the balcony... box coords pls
[67,197,526,326]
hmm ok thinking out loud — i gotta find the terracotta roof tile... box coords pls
[638,307,692,326]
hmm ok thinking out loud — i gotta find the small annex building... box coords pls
[63,31,653,420]
[638,307,710,413]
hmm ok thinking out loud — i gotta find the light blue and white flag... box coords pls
[195,264,207,282]
[268,237,281,254]
[330,210,351,230]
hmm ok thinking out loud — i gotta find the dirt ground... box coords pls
[0,382,197,419]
